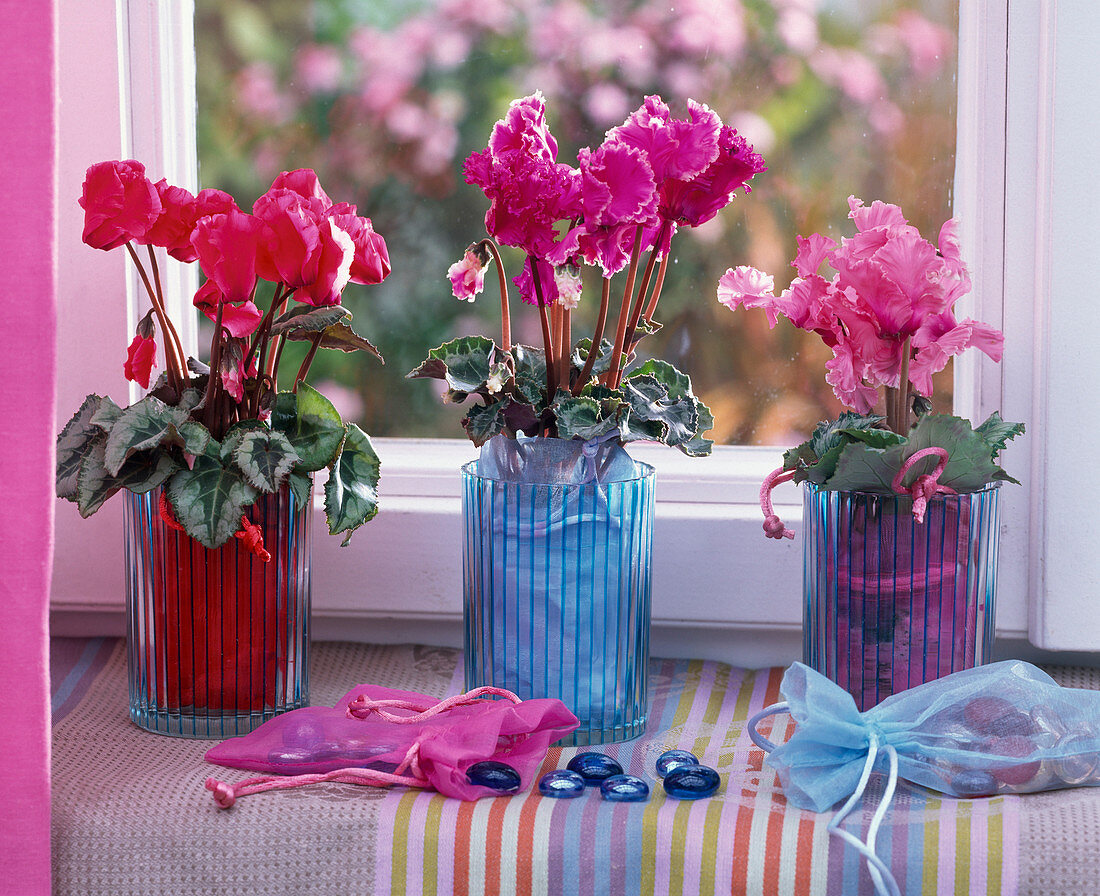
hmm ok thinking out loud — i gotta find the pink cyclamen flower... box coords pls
[486,91,558,164]
[123,312,158,389]
[327,208,391,285]
[141,180,198,262]
[191,208,267,304]
[513,256,558,307]
[447,249,489,302]
[658,125,766,229]
[608,96,722,185]
[253,188,324,288]
[79,160,162,250]
[554,265,583,310]
[717,265,776,316]
[296,218,355,306]
[221,352,259,404]
[192,280,264,338]
[268,168,333,208]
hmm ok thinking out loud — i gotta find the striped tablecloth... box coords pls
[51,639,1100,895]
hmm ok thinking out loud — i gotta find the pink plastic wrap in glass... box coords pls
[802,481,1000,711]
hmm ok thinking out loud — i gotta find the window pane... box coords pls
[196,0,958,445]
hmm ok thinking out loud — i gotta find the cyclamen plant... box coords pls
[410,92,766,452]
[57,160,389,549]
[718,196,1024,536]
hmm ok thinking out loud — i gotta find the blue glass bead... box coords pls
[656,749,700,778]
[538,770,586,798]
[663,765,720,800]
[567,752,624,785]
[466,760,521,793]
[600,774,650,802]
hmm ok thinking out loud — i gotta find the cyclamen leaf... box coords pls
[76,437,178,517]
[103,396,190,476]
[809,412,886,460]
[287,470,313,509]
[629,359,693,399]
[553,395,618,441]
[825,443,899,495]
[678,399,715,458]
[901,413,1000,492]
[234,430,300,492]
[90,395,123,431]
[462,400,509,447]
[270,304,350,337]
[407,336,496,393]
[271,384,346,472]
[323,424,381,546]
[220,420,269,462]
[167,456,259,549]
[570,338,615,380]
[974,412,1026,458]
[178,421,215,458]
[511,344,546,405]
[838,428,907,450]
[619,373,698,446]
[57,394,105,500]
[283,321,384,364]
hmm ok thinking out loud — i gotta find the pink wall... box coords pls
[0,3,57,893]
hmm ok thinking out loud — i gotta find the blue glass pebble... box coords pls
[952,769,997,798]
[663,765,720,800]
[567,752,624,785]
[538,770,586,798]
[466,760,521,793]
[600,774,650,802]
[656,750,700,778]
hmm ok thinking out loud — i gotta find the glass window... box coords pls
[195,0,958,446]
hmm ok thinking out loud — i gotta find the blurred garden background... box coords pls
[195,0,958,445]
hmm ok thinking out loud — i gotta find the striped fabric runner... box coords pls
[368,657,1019,896]
[49,641,1020,895]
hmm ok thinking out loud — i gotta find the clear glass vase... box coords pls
[124,484,311,738]
[461,460,655,746]
[803,481,1000,711]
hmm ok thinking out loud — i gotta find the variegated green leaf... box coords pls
[219,420,269,462]
[284,321,384,363]
[324,424,380,545]
[166,456,259,549]
[178,421,215,458]
[103,396,189,476]
[234,430,299,492]
[57,395,104,500]
[89,395,123,431]
[553,395,618,441]
[270,304,350,336]
[76,437,178,517]
[271,384,346,472]
[462,400,509,447]
[407,335,495,393]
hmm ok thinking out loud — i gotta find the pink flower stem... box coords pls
[293,333,324,393]
[642,251,670,322]
[201,298,227,437]
[479,239,511,352]
[125,242,185,394]
[604,224,645,387]
[616,221,671,386]
[529,256,557,402]
[145,245,188,388]
[574,277,611,394]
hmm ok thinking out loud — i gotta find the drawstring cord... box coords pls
[748,703,901,896]
[759,467,797,539]
[891,447,956,524]
[207,686,523,809]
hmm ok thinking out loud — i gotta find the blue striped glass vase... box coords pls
[803,481,1001,710]
[461,460,655,746]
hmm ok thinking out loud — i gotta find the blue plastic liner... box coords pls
[462,435,655,746]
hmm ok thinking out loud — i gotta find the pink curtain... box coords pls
[0,3,57,894]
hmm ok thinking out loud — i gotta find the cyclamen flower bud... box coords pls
[124,310,158,389]
[448,244,491,302]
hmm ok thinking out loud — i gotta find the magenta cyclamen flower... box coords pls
[718,197,1004,414]
[80,160,162,251]
[463,93,582,258]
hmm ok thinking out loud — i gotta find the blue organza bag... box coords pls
[749,661,1100,895]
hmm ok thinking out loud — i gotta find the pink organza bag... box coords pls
[204,685,579,807]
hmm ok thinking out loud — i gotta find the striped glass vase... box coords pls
[803,481,1001,710]
[462,460,655,746]
[124,483,311,737]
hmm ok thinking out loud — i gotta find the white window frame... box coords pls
[51,1,1100,661]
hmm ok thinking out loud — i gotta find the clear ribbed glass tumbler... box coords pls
[124,484,311,738]
[462,461,655,746]
[803,481,1000,711]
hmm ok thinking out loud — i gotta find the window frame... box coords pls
[52,0,1098,660]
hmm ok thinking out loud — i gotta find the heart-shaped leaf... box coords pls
[287,470,313,509]
[553,395,618,441]
[408,336,496,393]
[323,423,381,545]
[166,456,259,549]
[974,412,1026,458]
[462,400,509,447]
[76,437,179,517]
[234,430,300,492]
[57,395,105,500]
[283,320,384,363]
[103,396,190,476]
[269,304,350,337]
[271,384,346,472]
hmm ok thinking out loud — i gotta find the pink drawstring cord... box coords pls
[891,447,956,524]
[760,467,797,539]
[207,686,523,809]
